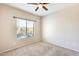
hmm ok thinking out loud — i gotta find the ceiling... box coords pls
[6,3,76,16]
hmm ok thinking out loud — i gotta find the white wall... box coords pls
[42,4,79,52]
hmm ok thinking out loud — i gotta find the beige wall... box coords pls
[42,4,79,52]
[0,4,41,53]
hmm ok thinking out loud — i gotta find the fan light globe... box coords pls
[38,4,42,8]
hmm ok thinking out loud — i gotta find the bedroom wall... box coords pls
[42,4,79,52]
[0,4,41,53]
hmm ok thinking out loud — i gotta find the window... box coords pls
[16,18,35,40]
[27,20,34,37]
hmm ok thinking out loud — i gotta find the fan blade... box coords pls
[35,7,39,11]
[42,6,48,11]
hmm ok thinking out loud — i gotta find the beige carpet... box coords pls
[0,42,79,56]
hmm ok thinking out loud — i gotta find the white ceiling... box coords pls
[6,3,76,16]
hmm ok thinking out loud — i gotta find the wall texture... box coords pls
[0,4,41,53]
[42,4,79,52]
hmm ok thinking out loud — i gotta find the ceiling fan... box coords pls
[27,3,49,11]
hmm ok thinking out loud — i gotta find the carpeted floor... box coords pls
[0,42,79,56]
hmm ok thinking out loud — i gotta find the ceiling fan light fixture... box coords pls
[38,4,42,8]
[27,3,49,11]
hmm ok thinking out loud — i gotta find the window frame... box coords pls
[14,16,36,40]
